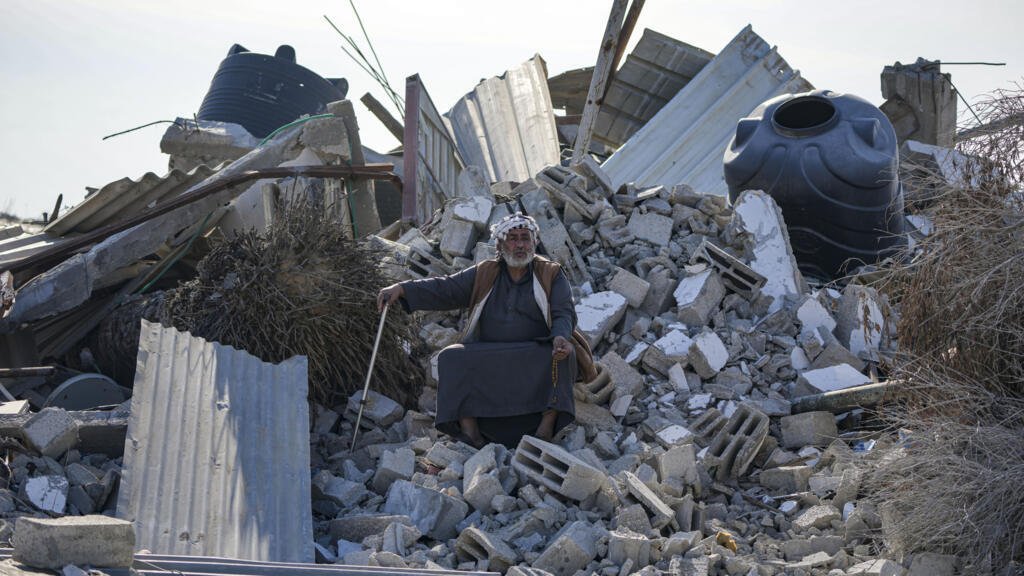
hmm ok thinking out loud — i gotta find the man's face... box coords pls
[501,228,535,267]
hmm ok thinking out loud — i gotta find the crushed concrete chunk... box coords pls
[627,210,673,246]
[24,475,68,514]
[847,558,902,576]
[607,267,651,308]
[456,526,517,572]
[793,504,841,531]
[512,436,606,501]
[688,330,728,378]
[674,269,726,326]
[382,480,468,540]
[23,407,79,458]
[532,521,601,576]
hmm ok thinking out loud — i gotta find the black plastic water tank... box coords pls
[723,89,906,279]
[197,44,348,139]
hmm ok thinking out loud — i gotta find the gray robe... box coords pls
[400,260,577,446]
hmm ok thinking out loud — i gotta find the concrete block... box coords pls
[643,329,692,376]
[23,407,78,458]
[627,210,673,246]
[794,364,872,396]
[691,240,766,299]
[372,448,416,494]
[512,436,607,501]
[704,403,769,481]
[759,465,812,494]
[847,558,902,576]
[608,527,651,567]
[347,389,403,427]
[640,265,677,316]
[607,267,651,308]
[656,443,699,486]
[780,411,839,448]
[689,407,726,446]
[0,400,29,415]
[835,284,886,361]
[674,269,726,326]
[439,219,478,259]
[792,504,841,532]
[532,521,600,576]
[13,515,134,569]
[732,190,804,312]
[623,471,674,529]
[382,480,468,540]
[508,567,555,576]
[655,424,694,448]
[576,291,628,348]
[456,526,517,572]
[688,330,728,379]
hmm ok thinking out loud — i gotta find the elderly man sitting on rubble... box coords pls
[378,212,594,449]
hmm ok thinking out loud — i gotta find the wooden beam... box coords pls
[571,0,631,166]
[360,92,405,143]
[606,0,646,98]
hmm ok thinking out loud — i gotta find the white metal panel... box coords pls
[446,55,561,183]
[601,25,813,195]
[117,320,312,562]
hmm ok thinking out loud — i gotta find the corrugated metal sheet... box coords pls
[594,29,714,149]
[402,74,464,225]
[44,165,218,236]
[445,55,561,184]
[601,25,813,195]
[117,320,312,562]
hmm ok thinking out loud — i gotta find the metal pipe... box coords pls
[791,381,893,414]
[349,302,389,453]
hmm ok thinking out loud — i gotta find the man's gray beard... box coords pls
[503,248,534,268]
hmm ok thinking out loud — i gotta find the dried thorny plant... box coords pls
[162,199,424,407]
[863,85,1024,573]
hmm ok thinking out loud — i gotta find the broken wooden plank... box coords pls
[571,0,631,166]
[361,92,405,142]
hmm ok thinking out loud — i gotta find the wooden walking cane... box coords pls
[349,302,389,453]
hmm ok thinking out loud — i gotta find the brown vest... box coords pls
[467,256,598,382]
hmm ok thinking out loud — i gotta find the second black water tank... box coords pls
[197,44,348,139]
[723,89,906,280]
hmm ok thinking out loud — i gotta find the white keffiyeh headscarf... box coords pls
[490,211,539,243]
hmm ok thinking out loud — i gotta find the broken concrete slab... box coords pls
[627,210,673,247]
[532,521,601,576]
[24,475,68,514]
[13,515,134,569]
[780,411,838,448]
[834,284,886,361]
[607,527,651,567]
[793,504,841,532]
[623,471,675,529]
[732,190,805,312]
[347,389,404,428]
[794,363,872,396]
[576,291,628,348]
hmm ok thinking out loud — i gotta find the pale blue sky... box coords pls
[1,0,1020,219]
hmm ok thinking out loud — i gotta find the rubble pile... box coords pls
[298,154,913,574]
[0,10,993,574]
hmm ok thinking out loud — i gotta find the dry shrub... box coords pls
[864,86,1024,573]
[162,200,423,407]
